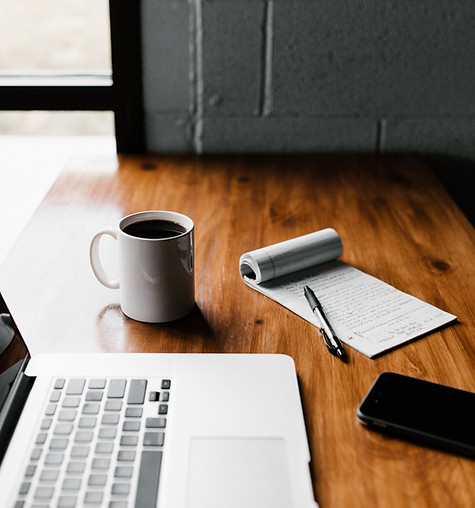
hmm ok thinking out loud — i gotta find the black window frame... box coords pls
[0,0,144,153]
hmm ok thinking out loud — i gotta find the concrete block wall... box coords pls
[141,0,475,157]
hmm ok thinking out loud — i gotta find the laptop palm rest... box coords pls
[187,437,292,508]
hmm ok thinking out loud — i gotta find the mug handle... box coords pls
[89,228,120,289]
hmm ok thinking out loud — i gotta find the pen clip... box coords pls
[321,328,346,360]
[321,328,336,354]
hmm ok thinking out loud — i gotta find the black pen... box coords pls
[304,285,346,361]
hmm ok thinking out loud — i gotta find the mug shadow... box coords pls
[95,303,216,351]
[146,304,216,343]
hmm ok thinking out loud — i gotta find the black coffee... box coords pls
[123,219,186,239]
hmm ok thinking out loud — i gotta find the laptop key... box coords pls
[127,379,147,404]
[66,379,85,395]
[98,427,117,439]
[75,431,93,443]
[135,451,162,508]
[78,417,97,428]
[117,450,136,462]
[114,466,133,478]
[145,417,166,429]
[25,464,36,477]
[82,403,100,415]
[92,458,111,470]
[34,486,55,499]
[88,379,106,389]
[40,418,52,430]
[95,442,114,454]
[111,483,130,495]
[57,495,77,508]
[50,390,61,402]
[85,390,103,402]
[84,491,104,504]
[70,445,90,458]
[67,462,86,474]
[45,453,64,466]
[45,403,57,416]
[124,407,142,418]
[58,409,77,421]
[36,433,47,445]
[62,478,82,490]
[120,435,138,447]
[149,391,159,402]
[122,421,141,432]
[30,448,42,461]
[102,413,120,425]
[108,379,127,398]
[143,432,165,447]
[88,474,107,486]
[19,482,31,495]
[49,438,68,450]
[105,400,123,411]
[62,397,80,408]
[39,469,59,482]
[54,423,74,435]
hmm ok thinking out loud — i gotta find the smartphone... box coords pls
[357,372,475,458]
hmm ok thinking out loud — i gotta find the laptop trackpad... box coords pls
[187,437,292,508]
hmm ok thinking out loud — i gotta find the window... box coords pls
[0,0,144,152]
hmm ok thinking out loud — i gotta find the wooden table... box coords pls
[1,153,474,507]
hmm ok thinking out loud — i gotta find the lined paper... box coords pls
[240,230,456,358]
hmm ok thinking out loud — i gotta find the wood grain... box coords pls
[1,153,474,507]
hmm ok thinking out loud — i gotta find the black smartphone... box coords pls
[357,372,475,458]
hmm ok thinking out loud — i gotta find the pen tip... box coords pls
[336,348,347,362]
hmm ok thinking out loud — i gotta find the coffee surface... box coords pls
[123,219,186,239]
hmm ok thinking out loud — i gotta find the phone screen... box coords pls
[357,372,475,457]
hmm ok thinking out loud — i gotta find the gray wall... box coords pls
[141,0,475,157]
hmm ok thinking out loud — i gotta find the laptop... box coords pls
[0,292,317,508]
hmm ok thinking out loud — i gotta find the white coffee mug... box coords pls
[90,211,194,323]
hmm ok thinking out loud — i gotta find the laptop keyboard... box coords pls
[14,377,171,508]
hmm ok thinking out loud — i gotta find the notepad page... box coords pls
[247,260,456,358]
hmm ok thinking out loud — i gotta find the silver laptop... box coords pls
[0,293,317,507]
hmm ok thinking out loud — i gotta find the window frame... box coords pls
[0,0,144,153]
